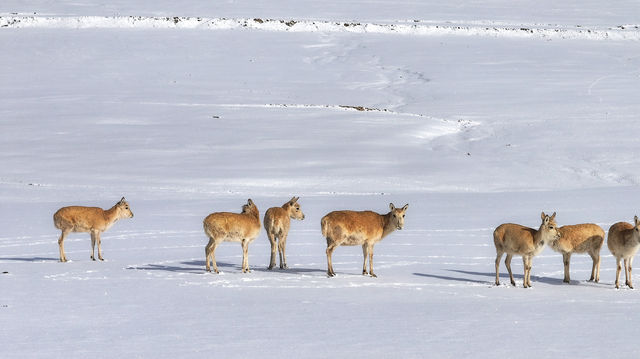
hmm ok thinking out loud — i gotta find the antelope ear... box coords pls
[401,204,409,211]
[119,197,126,203]
[389,203,396,211]
[541,212,546,221]
[542,212,550,224]
[550,212,556,221]
[635,215,639,226]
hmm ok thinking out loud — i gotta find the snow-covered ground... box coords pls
[1,1,640,358]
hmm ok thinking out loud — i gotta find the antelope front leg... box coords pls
[368,245,376,278]
[523,256,532,288]
[279,234,288,269]
[626,257,634,289]
[562,252,571,283]
[624,258,630,288]
[241,239,251,273]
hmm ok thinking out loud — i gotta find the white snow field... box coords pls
[2,1,640,358]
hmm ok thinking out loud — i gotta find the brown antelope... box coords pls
[493,212,559,288]
[264,196,305,270]
[53,197,134,262]
[321,203,409,277]
[548,223,604,283]
[607,216,640,289]
[203,199,260,273]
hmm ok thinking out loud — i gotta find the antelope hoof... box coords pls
[495,281,500,286]
[268,265,274,270]
[370,273,377,278]
[563,279,570,284]
[510,280,516,286]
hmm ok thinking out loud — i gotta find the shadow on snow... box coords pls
[0,257,59,262]
[127,260,326,275]
[413,269,570,286]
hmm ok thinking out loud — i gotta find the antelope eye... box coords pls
[402,214,405,218]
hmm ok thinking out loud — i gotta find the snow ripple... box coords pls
[1,15,639,41]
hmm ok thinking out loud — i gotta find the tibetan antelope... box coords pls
[53,197,134,262]
[493,212,559,288]
[264,196,305,270]
[203,199,260,273]
[548,223,604,283]
[607,216,640,289]
[322,203,409,277]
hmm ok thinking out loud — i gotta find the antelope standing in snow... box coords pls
[493,212,559,288]
[321,203,409,277]
[203,199,260,273]
[264,196,305,270]
[548,223,604,283]
[53,197,134,262]
[607,216,640,289]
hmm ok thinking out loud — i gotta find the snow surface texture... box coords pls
[1,1,640,358]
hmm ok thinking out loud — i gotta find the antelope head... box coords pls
[390,203,409,230]
[116,197,134,218]
[286,196,305,220]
